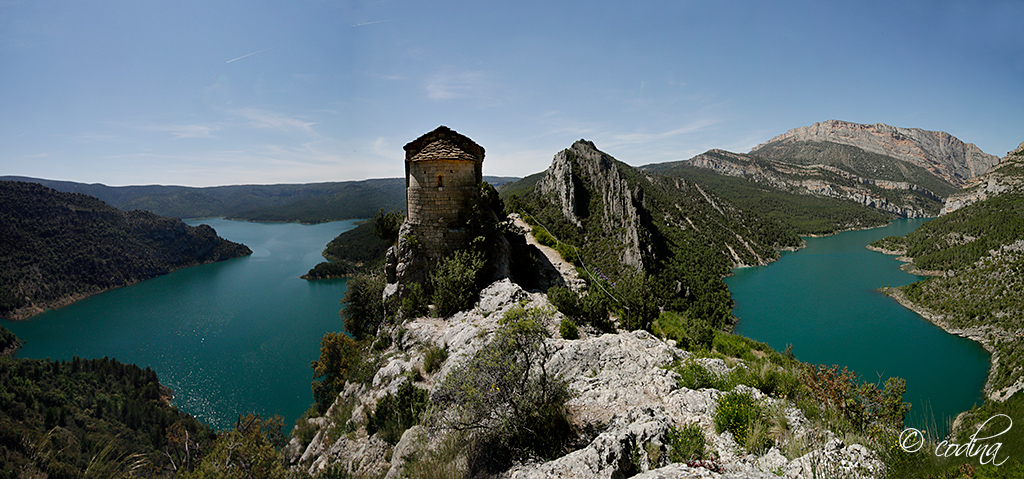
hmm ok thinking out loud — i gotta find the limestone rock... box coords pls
[752,119,1000,187]
[535,140,649,271]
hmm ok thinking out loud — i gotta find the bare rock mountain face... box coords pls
[534,140,650,271]
[752,120,1000,187]
[942,142,1024,214]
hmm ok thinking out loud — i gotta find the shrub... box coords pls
[613,271,659,331]
[431,306,573,464]
[310,332,361,413]
[653,311,713,351]
[431,249,486,317]
[676,358,720,390]
[531,225,557,247]
[559,318,579,340]
[713,390,765,447]
[423,345,448,374]
[399,281,429,319]
[366,379,428,445]
[547,285,612,332]
[555,243,580,265]
[341,274,385,340]
[372,208,404,245]
[666,423,706,462]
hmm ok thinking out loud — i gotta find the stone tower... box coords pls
[386,126,486,290]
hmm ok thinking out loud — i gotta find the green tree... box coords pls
[431,306,573,463]
[340,274,385,340]
[430,249,486,317]
[613,271,659,331]
[184,414,288,479]
[372,208,404,245]
[310,332,360,413]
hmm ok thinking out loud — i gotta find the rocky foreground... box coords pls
[286,279,886,479]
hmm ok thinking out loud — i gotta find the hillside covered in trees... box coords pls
[0,181,252,320]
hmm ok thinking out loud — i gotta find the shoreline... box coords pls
[881,286,1010,403]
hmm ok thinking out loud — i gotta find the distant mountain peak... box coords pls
[752,120,999,187]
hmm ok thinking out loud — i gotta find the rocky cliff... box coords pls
[941,142,1024,214]
[288,279,885,479]
[676,148,943,218]
[534,140,650,271]
[752,120,999,188]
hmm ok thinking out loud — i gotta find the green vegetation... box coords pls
[340,274,386,340]
[665,423,707,462]
[0,353,216,478]
[871,193,1024,271]
[652,311,714,351]
[0,181,251,319]
[714,390,772,454]
[545,286,612,333]
[183,414,291,479]
[430,306,573,468]
[503,145,800,334]
[643,155,895,235]
[365,379,428,445]
[310,332,378,414]
[751,140,959,198]
[430,249,486,317]
[558,318,579,340]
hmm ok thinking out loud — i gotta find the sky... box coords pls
[1,0,1022,187]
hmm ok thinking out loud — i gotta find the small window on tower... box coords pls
[437,174,444,187]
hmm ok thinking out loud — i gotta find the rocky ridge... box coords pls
[683,149,939,218]
[535,140,650,271]
[941,142,1024,214]
[752,120,999,187]
[289,279,885,479]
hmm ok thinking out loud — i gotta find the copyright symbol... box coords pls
[899,428,925,453]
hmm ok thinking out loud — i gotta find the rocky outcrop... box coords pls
[942,142,1024,214]
[684,150,936,218]
[752,120,999,187]
[535,140,649,271]
[290,279,886,479]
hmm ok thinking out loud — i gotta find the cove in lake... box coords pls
[728,219,990,431]
[3,219,355,430]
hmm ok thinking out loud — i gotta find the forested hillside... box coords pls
[0,181,251,319]
[1,176,518,224]
[868,143,1024,465]
[502,140,801,327]
[642,156,894,235]
[0,345,216,478]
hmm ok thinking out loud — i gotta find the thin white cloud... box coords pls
[352,19,393,28]
[606,118,720,147]
[225,48,268,64]
[424,68,494,102]
[139,123,220,139]
[230,107,317,135]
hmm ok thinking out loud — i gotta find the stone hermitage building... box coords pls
[384,126,506,300]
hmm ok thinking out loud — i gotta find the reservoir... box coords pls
[3,218,355,430]
[728,219,990,431]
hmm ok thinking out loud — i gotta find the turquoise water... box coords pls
[3,219,355,430]
[729,219,990,431]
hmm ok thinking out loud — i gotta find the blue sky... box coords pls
[2,1,1022,187]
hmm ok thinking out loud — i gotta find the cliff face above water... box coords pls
[942,142,1024,215]
[752,120,1000,188]
[0,181,252,319]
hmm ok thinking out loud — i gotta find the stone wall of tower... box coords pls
[406,158,479,226]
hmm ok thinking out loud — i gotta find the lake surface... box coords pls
[3,219,355,430]
[728,219,990,431]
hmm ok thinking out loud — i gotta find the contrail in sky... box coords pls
[226,49,268,64]
[352,19,392,27]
